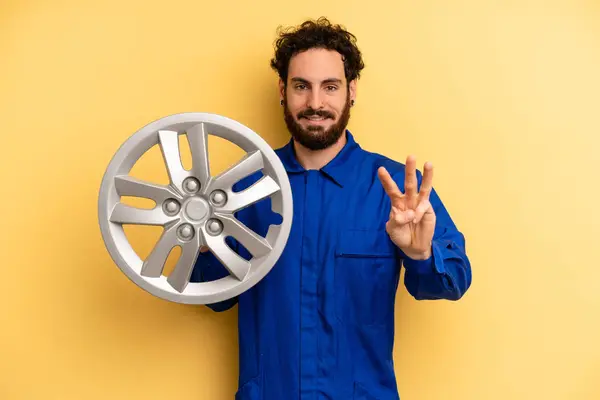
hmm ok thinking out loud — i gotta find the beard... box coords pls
[283,92,351,151]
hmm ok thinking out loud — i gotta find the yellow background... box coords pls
[1,1,599,399]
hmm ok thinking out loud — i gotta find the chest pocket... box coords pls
[334,228,400,326]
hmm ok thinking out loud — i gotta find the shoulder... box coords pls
[357,147,409,179]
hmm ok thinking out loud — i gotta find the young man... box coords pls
[192,17,472,400]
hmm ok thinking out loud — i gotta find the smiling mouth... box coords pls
[301,115,331,122]
[306,117,326,121]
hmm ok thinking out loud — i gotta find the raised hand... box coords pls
[377,155,436,260]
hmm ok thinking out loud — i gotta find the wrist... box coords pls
[402,247,432,261]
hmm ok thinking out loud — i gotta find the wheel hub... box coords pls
[184,197,210,222]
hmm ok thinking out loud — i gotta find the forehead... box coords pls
[287,48,346,83]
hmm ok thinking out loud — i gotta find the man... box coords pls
[191,17,472,400]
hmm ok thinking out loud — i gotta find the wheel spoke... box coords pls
[115,175,181,203]
[109,203,178,226]
[158,130,189,192]
[220,175,280,213]
[186,123,211,187]
[167,233,202,292]
[141,224,179,277]
[203,231,251,281]
[215,213,272,258]
[211,151,264,190]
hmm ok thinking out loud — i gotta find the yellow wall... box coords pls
[2,1,599,399]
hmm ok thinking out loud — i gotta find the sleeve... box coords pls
[399,172,473,301]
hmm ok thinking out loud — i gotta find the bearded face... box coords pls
[283,90,351,151]
[280,48,356,151]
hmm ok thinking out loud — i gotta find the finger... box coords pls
[404,155,418,209]
[390,206,415,226]
[413,199,432,224]
[417,161,434,204]
[390,206,407,221]
[378,166,403,199]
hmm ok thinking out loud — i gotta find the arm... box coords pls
[378,156,472,302]
[402,186,472,301]
[189,171,263,312]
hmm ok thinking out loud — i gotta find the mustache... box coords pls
[297,108,335,119]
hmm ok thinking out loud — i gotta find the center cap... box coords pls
[184,198,210,221]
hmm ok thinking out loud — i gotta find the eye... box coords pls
[295,84,307,90]
[325,85,338,91]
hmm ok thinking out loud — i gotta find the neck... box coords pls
[293,131,348,170]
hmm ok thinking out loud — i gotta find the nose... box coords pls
[306,88,324,109]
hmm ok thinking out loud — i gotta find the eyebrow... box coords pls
[290,77,343,85]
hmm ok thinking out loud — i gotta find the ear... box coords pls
[278,78,285,102]
[349,79,357,103]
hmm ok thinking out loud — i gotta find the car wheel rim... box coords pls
[98,112,293,304]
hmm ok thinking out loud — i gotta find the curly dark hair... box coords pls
[270,17,365,85]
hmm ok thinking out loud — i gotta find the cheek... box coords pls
[287,103,306,117]
[325,96,346,116]
[286,95,305,111]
